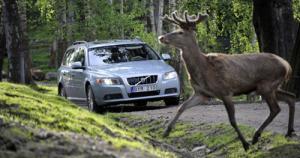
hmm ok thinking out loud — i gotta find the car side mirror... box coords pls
[71,61,85,69]
[161,53,171,61]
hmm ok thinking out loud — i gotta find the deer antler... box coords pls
[163,10,208,30]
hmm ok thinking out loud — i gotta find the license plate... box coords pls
[131,85,158,93]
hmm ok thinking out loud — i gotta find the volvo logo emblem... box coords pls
[135,76,150,86]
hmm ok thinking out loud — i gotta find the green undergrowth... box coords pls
[2,47,56,74]
[0,82,175,157]
[31,47,56,73]
[115,115,300,158]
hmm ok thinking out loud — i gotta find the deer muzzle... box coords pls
[158,35,169,44]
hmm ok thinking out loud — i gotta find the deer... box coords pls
[158,11,296,151]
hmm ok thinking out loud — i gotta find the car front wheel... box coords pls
[59,85,67,99]
[86,86,101,112]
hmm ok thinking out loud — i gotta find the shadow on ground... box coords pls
[259,143,300,158]
[73,100,177,113]
[103,104,176,113]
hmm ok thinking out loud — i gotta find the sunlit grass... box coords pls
[0,82,176,158]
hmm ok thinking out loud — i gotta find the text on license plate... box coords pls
[131,85,158,93]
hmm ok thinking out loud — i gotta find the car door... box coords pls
[61,48,74,97]
[69,47,87,99]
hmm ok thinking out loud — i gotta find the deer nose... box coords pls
[158,36,165,42]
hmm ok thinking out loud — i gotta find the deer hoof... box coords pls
[162,128,171,138]
[286,130,296,137]
[243,142,250,151]
[252,133,261,145]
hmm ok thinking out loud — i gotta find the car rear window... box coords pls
[88,44,160,66]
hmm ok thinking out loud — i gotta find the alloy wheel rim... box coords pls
[88,90,93,111]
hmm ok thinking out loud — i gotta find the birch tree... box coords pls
[149,0,156,35]
[156,0,164,36]
[120,0,124,38]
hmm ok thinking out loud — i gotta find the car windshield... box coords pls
[88,44,160,66]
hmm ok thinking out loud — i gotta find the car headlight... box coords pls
[163,71,177,80]
[96,78,121,85]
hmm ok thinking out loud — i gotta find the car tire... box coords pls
[87,86,102,112]
[134,101,147,107]
[164,97,180,106]
[59,85,67,99]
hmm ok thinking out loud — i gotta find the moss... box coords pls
[1,126,32,142]
[120,116,300,158]
[0,82,176,158]
[168,123,191,138]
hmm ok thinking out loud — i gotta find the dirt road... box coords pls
[124,102,300,135]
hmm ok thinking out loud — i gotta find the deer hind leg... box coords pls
[252,91,281,144]
[276,89,296,137]
[163,94,206,137]
[222,96,250,151]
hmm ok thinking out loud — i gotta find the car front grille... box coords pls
[128,90,160,98]
[127,75,158,85]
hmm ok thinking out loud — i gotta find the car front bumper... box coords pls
[92,76,180,106]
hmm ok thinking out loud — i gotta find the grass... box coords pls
[0,82,176,157]
[31,47,56,73]
[116,116,300,158]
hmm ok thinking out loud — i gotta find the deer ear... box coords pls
[196,13,209,23]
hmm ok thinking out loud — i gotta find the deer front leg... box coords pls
[222,96,250,151]
[163,94,207,137]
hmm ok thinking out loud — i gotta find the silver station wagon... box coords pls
[57,39,180,111]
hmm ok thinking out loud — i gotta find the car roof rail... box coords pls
[72,41,88,46]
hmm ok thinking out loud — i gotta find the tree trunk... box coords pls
[67,0,75,41]
[169,0,176,31]
[56,1,68,67]
[0,6,4,82]
[287,23,300,98]
[252,0,297,60]
[2,0,32,84]
[18,0,33,84]
[48,40,57,67]
[156,0,164,36]
[57,39,68,67]
[149,0,156,35]
[120,0,124,39]
[168,0,185,96]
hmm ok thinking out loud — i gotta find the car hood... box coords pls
[89,60,174,77]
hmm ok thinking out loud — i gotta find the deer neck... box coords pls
[181,39,210,95]
[181,40,207,72]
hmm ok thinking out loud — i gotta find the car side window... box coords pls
[71,47,85,66]
[62,48,74,66]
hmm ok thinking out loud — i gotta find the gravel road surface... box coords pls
[123,102,300,135]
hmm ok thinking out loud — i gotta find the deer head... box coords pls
[159,11,208,49]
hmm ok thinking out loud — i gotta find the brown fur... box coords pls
[159,11,296,151]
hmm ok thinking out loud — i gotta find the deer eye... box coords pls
[178,32,184,35]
